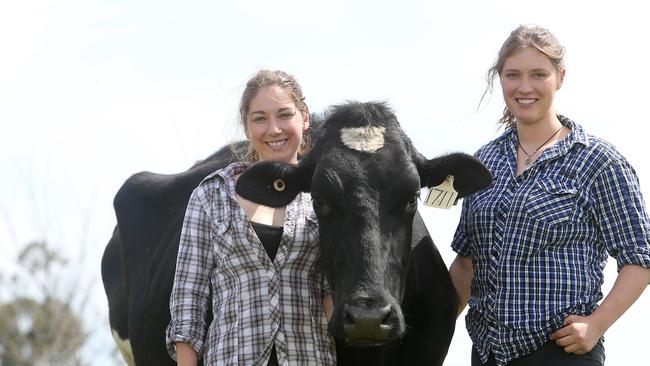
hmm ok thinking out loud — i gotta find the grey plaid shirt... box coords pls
[166,162,336,365]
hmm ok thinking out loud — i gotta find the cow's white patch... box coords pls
[340,126,386,153]
[112,329,136,366]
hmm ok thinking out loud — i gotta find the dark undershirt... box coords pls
[250,221,283,261]
[250,221,283,366]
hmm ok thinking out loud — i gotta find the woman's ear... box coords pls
[556,68,566,90]
[243,119,251,139]
[302,109,310,132]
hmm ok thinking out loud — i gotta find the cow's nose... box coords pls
[342,302,396,345]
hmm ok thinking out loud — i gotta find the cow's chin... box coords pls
[343,338,392,347]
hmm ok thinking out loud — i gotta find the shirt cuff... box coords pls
[451,236,472,257]
[615,247,650,275]
[165,321,205,361]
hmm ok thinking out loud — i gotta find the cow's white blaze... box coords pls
[340,126,386,153]
[112,329,135,366]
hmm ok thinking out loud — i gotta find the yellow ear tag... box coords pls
[424,175,458,209]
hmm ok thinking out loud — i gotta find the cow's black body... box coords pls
[102,101,492,365]
[101,145,241,365]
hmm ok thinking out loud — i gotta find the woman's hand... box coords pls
[549,314,604,354]
[551,264,650,355]
[176,342,198,366]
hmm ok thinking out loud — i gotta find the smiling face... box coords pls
[245,85,310,164]
[500,47,565,126]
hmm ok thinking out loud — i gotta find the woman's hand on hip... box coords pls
[549,314,604,355]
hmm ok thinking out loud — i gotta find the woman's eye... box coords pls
[279,112,295,119]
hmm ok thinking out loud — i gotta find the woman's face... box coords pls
[500,47,565,126]
[245,85,309,164]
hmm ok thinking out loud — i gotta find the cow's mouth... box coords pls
[330,297,406,347]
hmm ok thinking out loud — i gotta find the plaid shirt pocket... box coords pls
[525,180,583,226]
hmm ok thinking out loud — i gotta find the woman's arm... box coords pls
[551,158,650,354]
[449,254,473,317]
[323,294,333,321]
[550,264,650,354]
[166,187,214,360]
[175,342,198,366]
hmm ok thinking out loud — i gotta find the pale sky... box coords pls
[1,1,648,365]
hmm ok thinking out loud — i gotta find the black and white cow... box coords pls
[236,101,492,365]
[102,101,492,365]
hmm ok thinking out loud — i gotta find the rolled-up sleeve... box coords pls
[591,158,650,272]
[321,273,331,297]
[165,186,214,360]
[451,194,474,257]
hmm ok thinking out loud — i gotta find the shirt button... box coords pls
[270,295,279,307]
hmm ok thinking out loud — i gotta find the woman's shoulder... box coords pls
[568,119,628,167]
[192,161,249,201]
[583,135,625,162]
[561,117,638,185]
[198,162,248,188]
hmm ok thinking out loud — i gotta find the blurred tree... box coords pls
[0,241,87,366]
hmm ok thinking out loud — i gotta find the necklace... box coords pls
[518,125,562,165]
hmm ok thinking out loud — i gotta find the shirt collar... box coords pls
[215,161,250,181]
[498,114,589,156]
[558,115,589,148]
[201,161,250,185]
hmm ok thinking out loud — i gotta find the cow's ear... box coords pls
[235,160,313,207]
[415,152,492,198]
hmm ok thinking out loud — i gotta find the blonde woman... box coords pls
[450,25,650,366]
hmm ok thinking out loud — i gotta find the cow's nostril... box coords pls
[344,308,355,325]
[380,310,392,326]
[343,303,393,328]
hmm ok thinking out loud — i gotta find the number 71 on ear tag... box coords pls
[424,175,458,209]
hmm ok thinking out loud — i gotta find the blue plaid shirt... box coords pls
[452,116,650,366]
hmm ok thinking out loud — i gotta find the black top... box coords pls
[250,221,283,262]
[250,221,283,366]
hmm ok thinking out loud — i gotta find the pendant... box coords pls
[525,155,533,165]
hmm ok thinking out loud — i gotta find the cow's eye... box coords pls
[312,195,331,216]
[405,193,419,213]
[313,197,325,209]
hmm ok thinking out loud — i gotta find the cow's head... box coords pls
[236,101,491,346]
